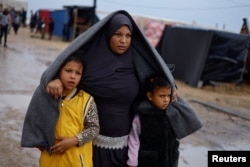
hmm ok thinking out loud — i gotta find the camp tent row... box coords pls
[33,7,250,87]
[35,5,99,41]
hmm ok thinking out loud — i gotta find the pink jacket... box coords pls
[127,115,141,166]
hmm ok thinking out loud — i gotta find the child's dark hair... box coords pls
[60,56,84,69]
[146,76,171,92]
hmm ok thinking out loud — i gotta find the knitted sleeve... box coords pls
[76,100,100,146]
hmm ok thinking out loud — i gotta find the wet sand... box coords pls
[0,27,250,167]
[0,28,66,167]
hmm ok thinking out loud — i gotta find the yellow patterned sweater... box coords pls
[40,89,97,167]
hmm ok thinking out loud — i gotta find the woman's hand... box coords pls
[51,137,78,154]
[46,79,63,100]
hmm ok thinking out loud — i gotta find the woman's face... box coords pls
[110,25,132,55]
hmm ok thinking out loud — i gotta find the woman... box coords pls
[47,11,177,166]
[47,12,148,167]
[23,10,201,167]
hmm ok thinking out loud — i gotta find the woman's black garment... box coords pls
[76,13,139,167]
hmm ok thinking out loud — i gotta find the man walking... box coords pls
[0,8,10,47]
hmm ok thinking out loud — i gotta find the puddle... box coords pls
[179,144,208,167]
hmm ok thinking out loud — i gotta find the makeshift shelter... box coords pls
[156,25,250,87]
[63,5,99,41]
[50,9,68,38]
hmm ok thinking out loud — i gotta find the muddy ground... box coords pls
[0,28,249,167]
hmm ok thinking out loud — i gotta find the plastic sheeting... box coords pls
[156,26,250,87]
[202,31,250,84]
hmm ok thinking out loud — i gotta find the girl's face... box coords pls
[59,60,83,95]
[147,86,171,110]
[110,25,132,55]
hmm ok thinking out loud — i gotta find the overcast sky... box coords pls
[28,0,250,33]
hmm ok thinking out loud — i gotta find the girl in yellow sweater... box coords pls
[39,56,99,167]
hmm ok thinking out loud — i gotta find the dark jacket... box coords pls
[137,100,179,167]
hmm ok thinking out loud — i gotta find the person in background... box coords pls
[0,8,10,47]
[127,76,179,167]
[48,17,54,40]
[7,8,13,34]
[21,56,100,167]
[0,4,2,13]
[40,17,46,39]
[0,4,3,36]
[12,10,21,35]
[21,8,26,27]
[29,10,37,33]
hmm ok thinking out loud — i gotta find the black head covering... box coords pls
[106,13,133,40]
[78,13,136,100]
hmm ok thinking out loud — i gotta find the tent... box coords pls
[50,9,69,38]
[156,25,250,87]
[63,5,99,41]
